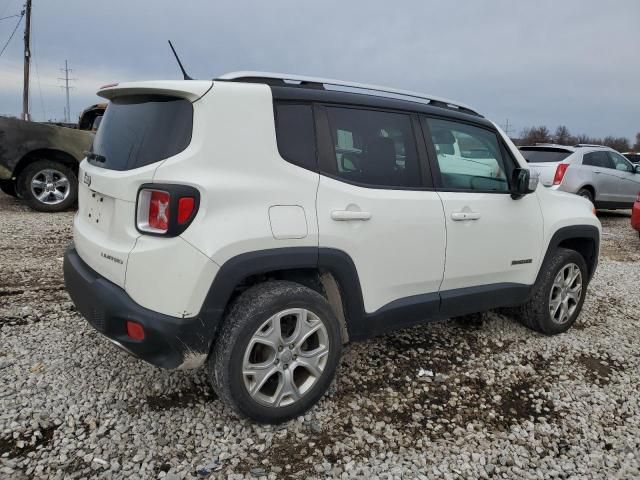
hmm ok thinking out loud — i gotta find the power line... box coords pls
[0,12,20,21]
[0,9,23,57]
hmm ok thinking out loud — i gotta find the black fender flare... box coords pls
[197,247,367,338]
[536,225,600,284]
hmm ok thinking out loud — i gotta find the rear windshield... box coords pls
[519,148,572,163]
[89,95,193,171]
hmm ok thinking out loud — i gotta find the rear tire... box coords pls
[515,248,588,335]
[0,180,17,197]
[208,281,342,424]
[18,160,78,212]
[576,188,594,204]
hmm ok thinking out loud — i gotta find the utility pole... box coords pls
[502,119,513,137]
[58,60,75,123]
[22,0,32,121]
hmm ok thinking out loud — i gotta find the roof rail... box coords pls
[574,144,605,148]
[216,71,481,116]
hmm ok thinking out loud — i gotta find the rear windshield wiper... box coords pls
[84,151,107,163]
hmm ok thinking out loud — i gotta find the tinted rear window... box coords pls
[519,148,572,163]
[90,95,193,171]
[274,103,317,171]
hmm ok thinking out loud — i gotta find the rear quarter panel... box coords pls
[153,81,320,266]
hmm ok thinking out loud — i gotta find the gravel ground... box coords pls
[1,192,639,480]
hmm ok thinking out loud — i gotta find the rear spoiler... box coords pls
[97,81,213,102]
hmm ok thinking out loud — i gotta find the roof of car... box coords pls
[519,144,577,152]
[216,71,483,119]
[519,144,612,152]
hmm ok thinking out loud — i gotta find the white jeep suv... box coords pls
[63,73,601,423]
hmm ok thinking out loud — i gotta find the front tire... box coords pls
[18,160,78,212]
[208,281,343,424]
[516,248,588,335]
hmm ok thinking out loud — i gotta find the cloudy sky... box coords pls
[0,0,638,139]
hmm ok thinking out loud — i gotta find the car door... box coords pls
[580,151,619,203]
[420,116,543,314]
[316,105,446,315]
[606,151,640,204]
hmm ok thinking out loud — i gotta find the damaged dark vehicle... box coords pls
[0,104,105,212]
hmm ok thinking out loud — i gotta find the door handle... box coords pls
[331,210,372,221]
[451,211,481,221]
[594,171,602,175]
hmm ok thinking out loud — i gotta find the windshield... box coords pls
[519,148,573,163]
[90,95,193,171]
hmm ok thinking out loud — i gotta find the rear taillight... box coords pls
[136,184,200,236]
[553,163,569,185]
[137,189,171,234]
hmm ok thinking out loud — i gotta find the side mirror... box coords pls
[634,164,640,174]
[511,168,537,199]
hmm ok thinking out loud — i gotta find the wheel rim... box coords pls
[30,169,71,205]
[548,263,582,324]
[242,308,330,408]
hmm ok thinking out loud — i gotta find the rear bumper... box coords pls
[63,246,214,369]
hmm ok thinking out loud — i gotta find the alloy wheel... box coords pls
[30,169,71,205]
[548,263,582,324]
[242,308,329,407]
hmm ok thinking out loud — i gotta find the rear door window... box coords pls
[324,107,421,188]
[90,95,193,171]
[582,151,612,168]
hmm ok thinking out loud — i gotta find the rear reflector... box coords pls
[553,163,569,185]
[126,321,145,341]
[177,197,195,224]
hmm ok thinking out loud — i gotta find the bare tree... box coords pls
[554,126,572,145]
[520,126,551,145]
[633,132,640,151]
[602,136,630,152]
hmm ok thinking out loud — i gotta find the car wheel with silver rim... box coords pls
[209,281,342,424]
[19,159,78,212]
[548,263,582,324]
[516,247,588,335]
[30,168,71,205]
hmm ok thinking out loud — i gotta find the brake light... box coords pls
[136,185,199,236]
[137,189,170,233]
[177,197,195,224]
[553,163,569,185]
